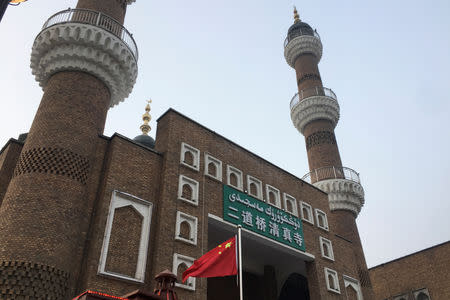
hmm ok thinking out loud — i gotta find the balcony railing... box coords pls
[302,166,361,184]
[290,86,337,110]
[42,8,138,61]
[284,28,320,47]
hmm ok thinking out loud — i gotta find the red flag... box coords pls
[182,236,237,282]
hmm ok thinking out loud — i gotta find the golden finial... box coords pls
[293,6,300,23]
[140,99,152,135]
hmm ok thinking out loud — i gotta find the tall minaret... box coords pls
[0,0,138,298]
[284,7,373,296]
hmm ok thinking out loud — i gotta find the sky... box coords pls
[0,1,449,268]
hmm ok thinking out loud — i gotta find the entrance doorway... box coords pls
[278,273,310,300]
[207,215,313,300]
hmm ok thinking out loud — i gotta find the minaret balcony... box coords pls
[284,28,322,67]
[30,8,139,107]
[290,87,340,134]
[302,166,365,217]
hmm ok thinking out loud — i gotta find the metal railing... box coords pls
[284,28,320,47]
[302,166,361,184]
[290,86,337,110]
[42,8,138,61]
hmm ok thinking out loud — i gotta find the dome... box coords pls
[133,134,155,149]
[287,21,315,42]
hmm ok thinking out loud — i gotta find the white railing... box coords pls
[290,86,337,110]
[42,8,138,61]
[284,28,320,47]
[302,166,361,184]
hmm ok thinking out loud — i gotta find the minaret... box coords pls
[284,8,373,296]
[0,0,138,298]
[284,6,364,224]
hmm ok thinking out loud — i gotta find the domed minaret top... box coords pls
[284,7,322,68]
[134,100,156,148]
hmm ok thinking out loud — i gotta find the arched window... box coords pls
[182,184,192,200]
[183,151,194,166]
[177,262,189,283]
[207,162,217,177]
[173,254,195,290]
[286,199,293,212]
[179,221,191,240]
[250,182,257,196]
[417,292,430,300]
[230,173,238,187]
[175,211,198,245]
[204,154,222,181]
[269,191,276,205]
[328,274,336,290]
[323,243,330,257]
[180,143,200,171]
[178,175,199,206]
[303,207,310,219]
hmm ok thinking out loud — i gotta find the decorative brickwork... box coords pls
[14,147,89,184]
[297,73,321,85]
[305,131,336,150]
[358,267,372,288]
[0,261,69,299]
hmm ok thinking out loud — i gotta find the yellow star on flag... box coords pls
[225,242,232,248]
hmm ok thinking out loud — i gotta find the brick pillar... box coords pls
[0,0,133,297]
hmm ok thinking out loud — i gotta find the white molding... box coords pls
[343,275,363,300]
[180,142,200,171]
[315,208,329,231]
[227,165,243,191]
[265,184,281,208]
[290,95,340,135]
[313,178,365,217]
[204,153,222,181]
[324,267,341,294]
[284,35,323,68]
[98,191,152,283]
[30,23,138,107]
[283,193,298,216]
[247,175,263,200]
[319,236,334,261]
[300,201,314,225]
[177,175,199,206]
[173,253,196,291]
[175,211,198,246]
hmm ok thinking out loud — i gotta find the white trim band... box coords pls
[30,23,138,107]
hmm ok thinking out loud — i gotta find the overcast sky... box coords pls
[1,1,449,268]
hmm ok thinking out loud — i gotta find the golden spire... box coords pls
[293,6,300,23]
[140,99,152,135]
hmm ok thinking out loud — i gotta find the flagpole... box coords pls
[237,225,243,300]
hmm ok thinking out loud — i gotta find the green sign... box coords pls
[223,185,305,252]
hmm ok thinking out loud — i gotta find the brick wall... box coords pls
[369,241,450,300]
[0,139,23,205]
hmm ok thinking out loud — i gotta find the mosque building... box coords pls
[0,0,445,299]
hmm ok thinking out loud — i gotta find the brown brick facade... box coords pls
[369,241,450,300]
[0,140,23,205]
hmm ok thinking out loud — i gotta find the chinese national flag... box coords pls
[182,236,237,282]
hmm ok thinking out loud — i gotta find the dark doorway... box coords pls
[207,272,265,300]
[278,273,310,300]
